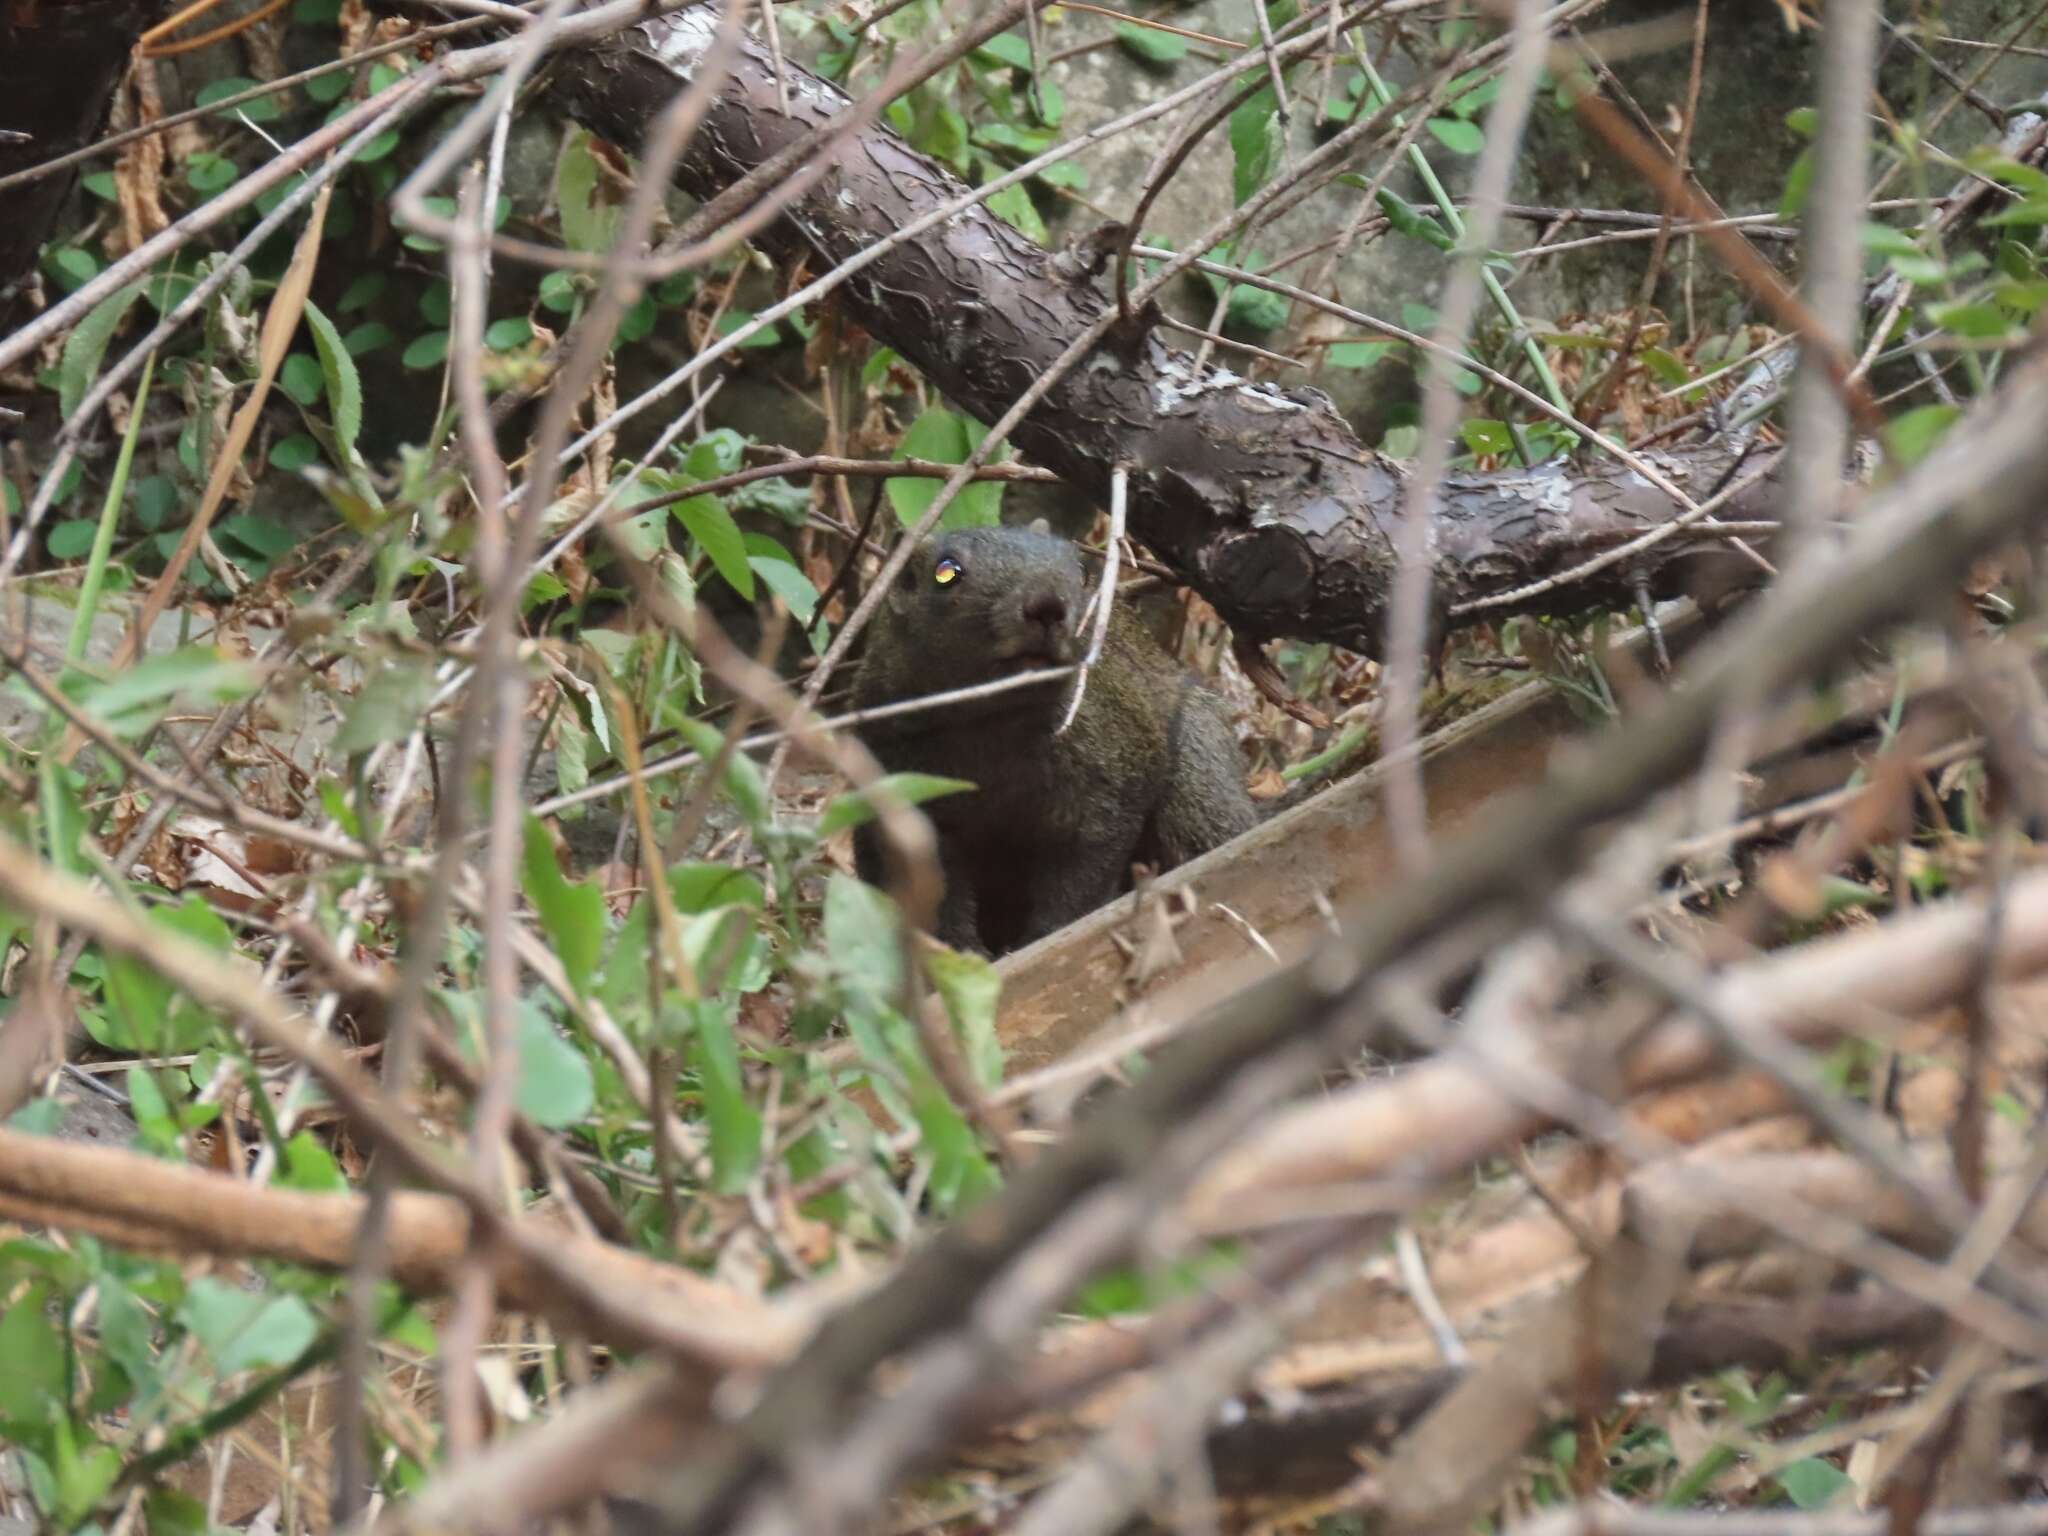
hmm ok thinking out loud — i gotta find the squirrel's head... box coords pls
[882,518,1086,690]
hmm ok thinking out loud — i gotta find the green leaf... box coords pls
[514,1002,594,1129]
[984,181,1047,244]
[270,433,321,472]
[1983,198,2048,229]
[1326,340,1395,369]
[684,430,746,480]
[886,407,1004,529]
[339,272,386,313]
[1229,88,1282,206]
[556,125,621,255]
[1224,283,1287,332]
[1779,146,1814,220]
[220,514,298,560]
[539,270,581,314]
[485,316,533,350]
[98,1277,154,1377]
[178,1278,318,1374]
[1883,403,1960,467]
[146,1488,213,1536]
[1775,1457,1852,1511]
[73,646,259,737]
[335,660,435,754]
[196,77,283,121]
[58,280,146,419]
[94,897,231,1054]
[925,946,1004,1089]
[402,331,449,371]
[419,280,452,326]
[0,1286,64,1420]
[1638,346,1690,388]
[973,30,1033,70]
[280,352,324,407]
[1425,116,1484,154]
[747,553,820,623]
[1116,22,1186,63]
[824,873,902,998]
[280,1132,348,1193]
[344,321,395,357]
[1925,299,2016,340]
[974,122,1053,157]
[133,474,177,531]
[1459,418,1514,457]
[1377,190,1455,252]
[819,772,975,838]
[672,494,755,599]
[521,816,604,998]
[82,170,118,200]
[713,309,784,349]
[672,717,771,831]
[685,997,761,1193]
[127,1064,177,1150]
[302,299,363,452]
[47,520,96,560]
[46,246,100,291]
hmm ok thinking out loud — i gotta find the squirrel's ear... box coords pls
[1027,517,1051,537]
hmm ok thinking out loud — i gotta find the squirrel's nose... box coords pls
[1021,589,1069,630]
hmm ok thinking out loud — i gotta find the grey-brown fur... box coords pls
[852,523,1258,955]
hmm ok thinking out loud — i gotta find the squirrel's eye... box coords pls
[933,557,963,587]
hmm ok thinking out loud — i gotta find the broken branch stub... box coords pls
[547,5,1777,654]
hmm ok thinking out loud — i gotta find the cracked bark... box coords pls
[548,4,1778,655]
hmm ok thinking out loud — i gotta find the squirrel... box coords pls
[850,520,1263,956]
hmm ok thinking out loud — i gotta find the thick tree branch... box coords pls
[547,5,1777,653]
